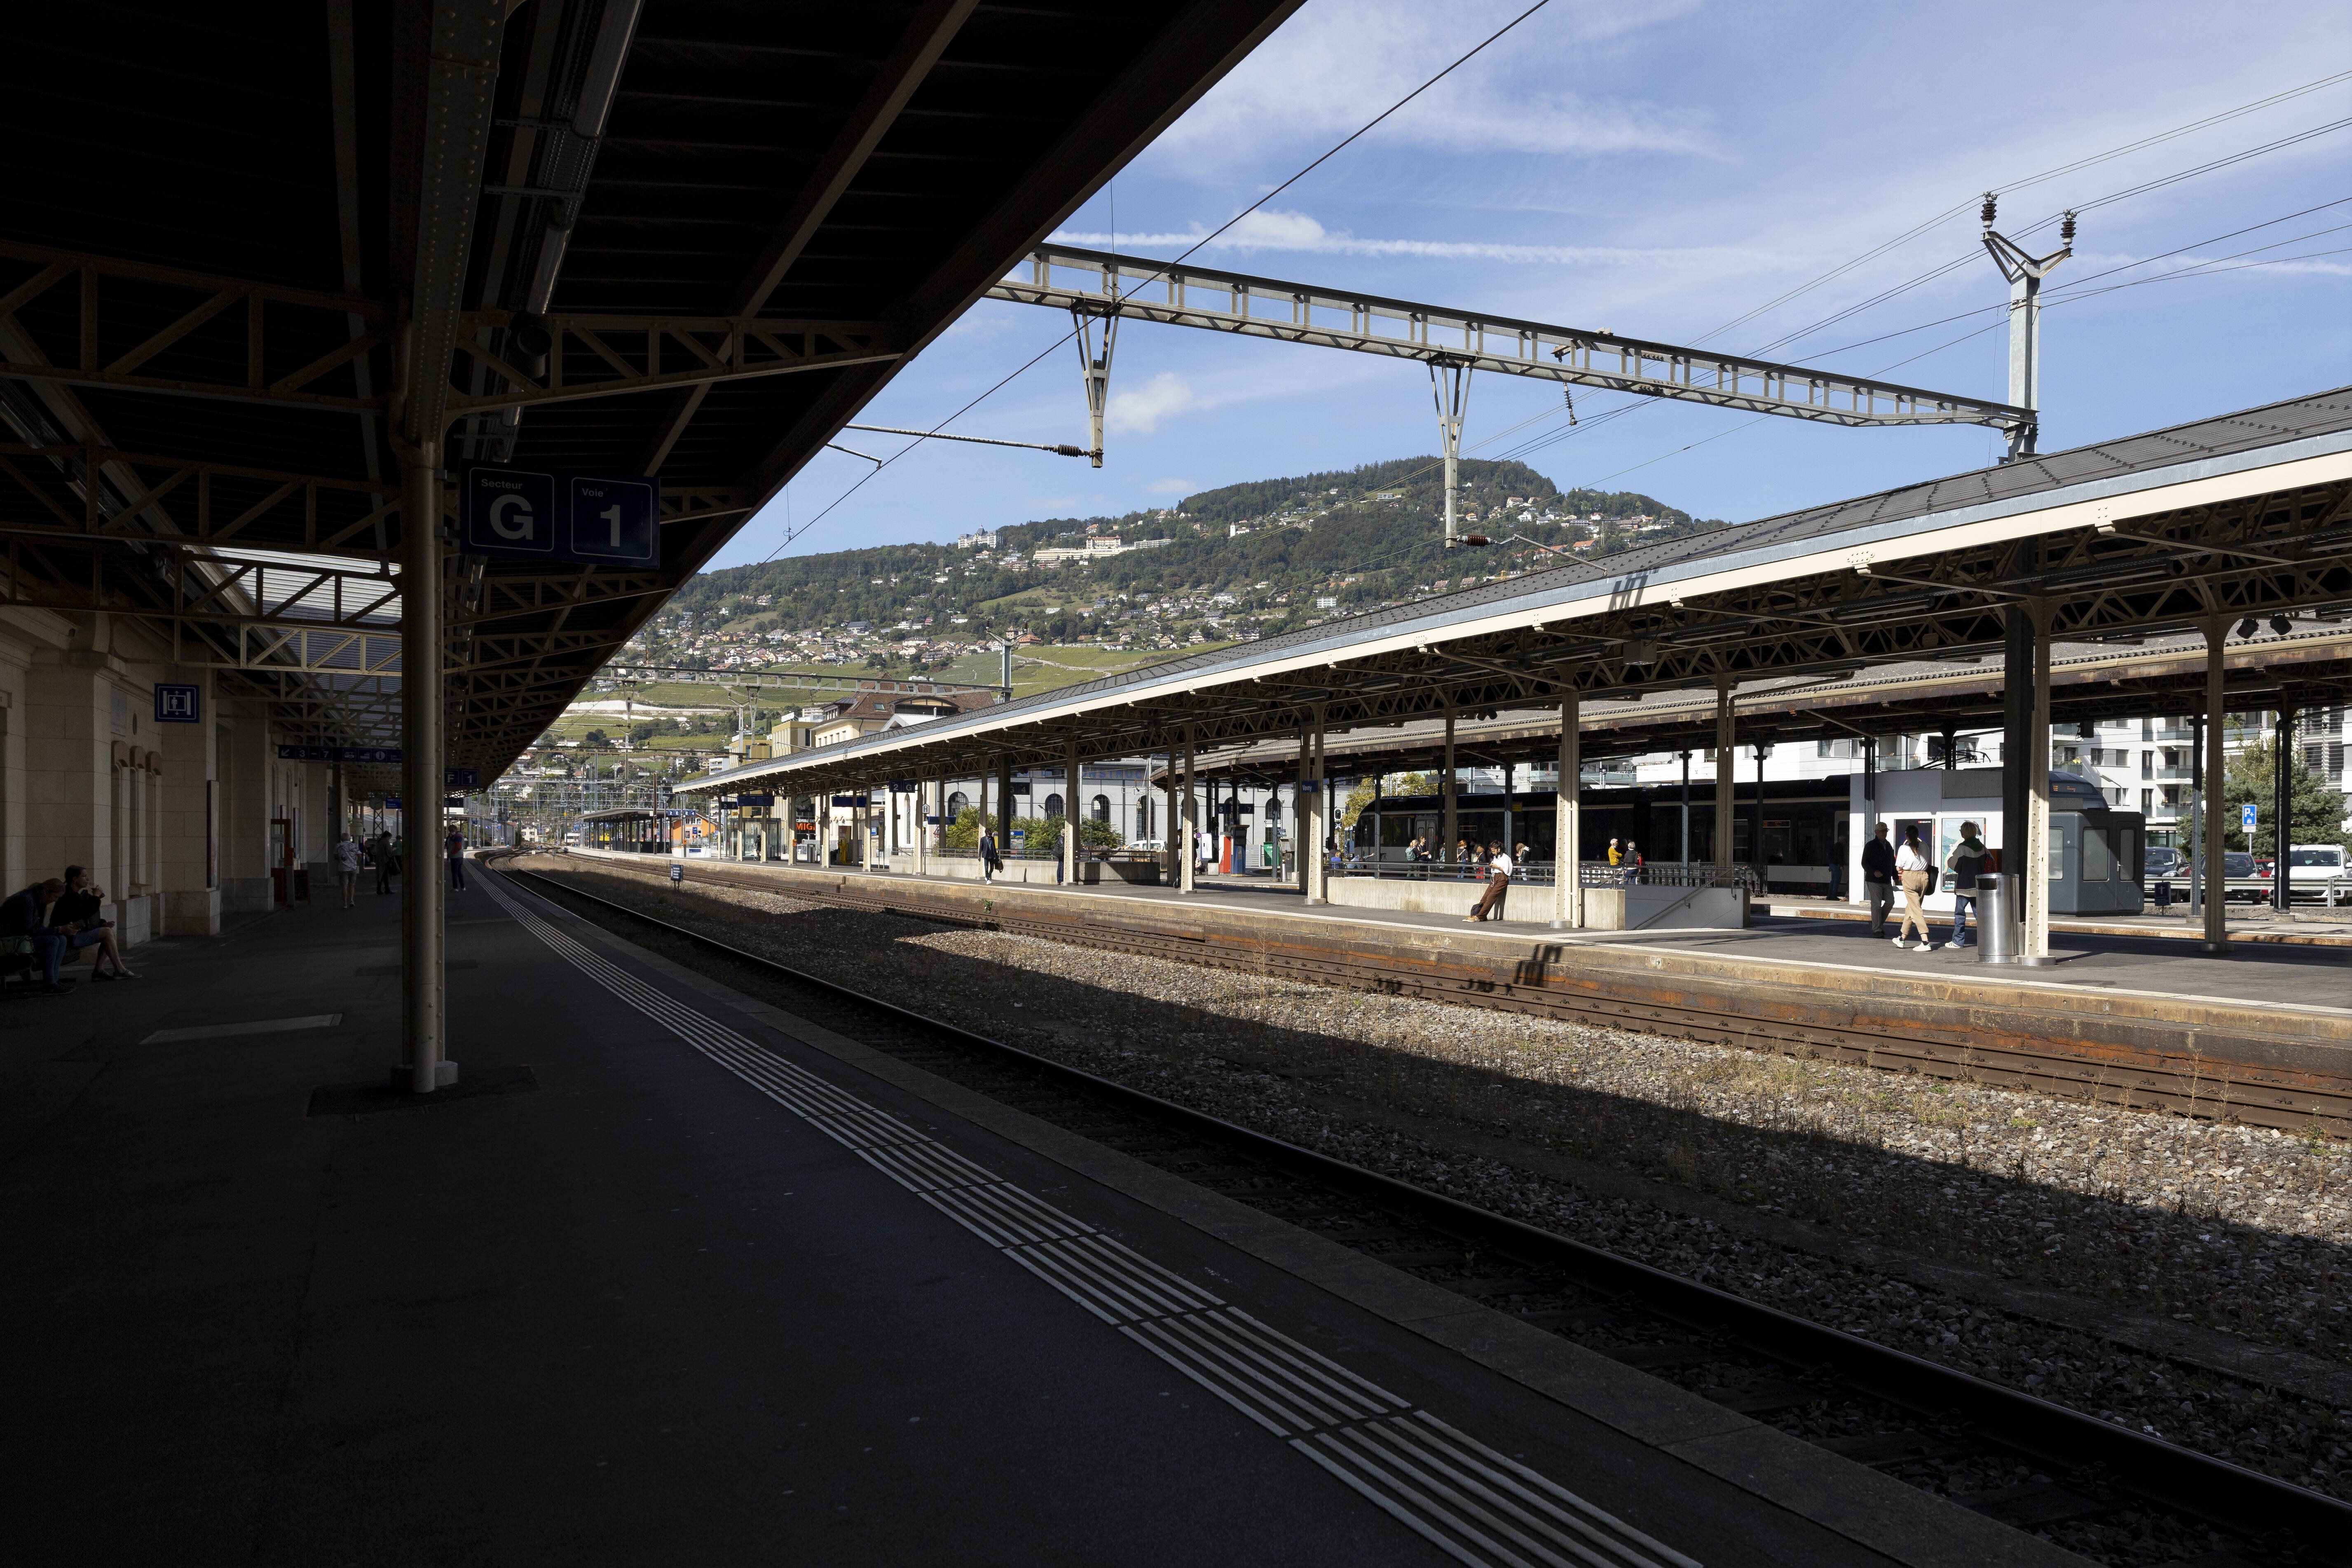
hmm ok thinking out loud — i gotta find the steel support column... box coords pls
[2022,599,2056,965]
[1440,700,1457,865]
[1712,676,1735,865]
[2275,708,2296,911]
[1063,741,1079,886]
[400,441,450,1091]
[2003,604,2033,872]
[1162,751,1178,885]
[1553,690,1579,930]
[2202,620,2230,953]
[1180,727,1197,895]
[996,754,1013,851]
[1305,705,1326,905]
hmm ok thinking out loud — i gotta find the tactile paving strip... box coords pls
[483,873,1700,1568]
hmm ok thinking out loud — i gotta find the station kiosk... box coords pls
[1847,766,2146,916]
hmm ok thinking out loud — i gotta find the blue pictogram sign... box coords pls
[154,684,202,724]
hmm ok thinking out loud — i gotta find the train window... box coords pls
[2083,825,2113,881]
[2048,826,2066,880]
[1762,818,1792,861]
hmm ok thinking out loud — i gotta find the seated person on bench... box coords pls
[53,865,136,980]
[2,879,71,994]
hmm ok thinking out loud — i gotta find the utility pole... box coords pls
[1979,195,2074,462]
[1431,359,1471,548]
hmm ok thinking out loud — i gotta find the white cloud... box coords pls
[1146,477,1197,495]
[1049,206,1786,274]
[1107,371,1198,434]
[1154,1,1714,166]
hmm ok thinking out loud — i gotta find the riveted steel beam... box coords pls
[992,244,2031,432]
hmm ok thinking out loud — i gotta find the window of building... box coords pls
[1042,793,1064,818]
[1091,794,1110,824]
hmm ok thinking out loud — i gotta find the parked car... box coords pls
[2286,844,2351,903]
[2144,846,2184,879]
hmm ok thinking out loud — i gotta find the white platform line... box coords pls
[482,872,1700,1568]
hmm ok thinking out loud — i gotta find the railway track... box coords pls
[556,851,2352,1138]
[499,855,2352,1566]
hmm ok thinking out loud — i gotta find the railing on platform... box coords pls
[1328,858,1760,893]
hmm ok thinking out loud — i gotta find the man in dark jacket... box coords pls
[1944,821,1990,949]
[1860,822,1897,936]
[2,879,70,992]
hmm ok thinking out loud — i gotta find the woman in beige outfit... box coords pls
[1893,830,1934,949]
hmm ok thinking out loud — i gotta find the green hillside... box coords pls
[656,456,1722,650]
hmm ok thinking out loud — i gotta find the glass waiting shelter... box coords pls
[579,808,672,854]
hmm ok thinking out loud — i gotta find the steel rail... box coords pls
[497,854,2352,1555]
[533,854,2352,1137]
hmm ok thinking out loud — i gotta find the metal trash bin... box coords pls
[1975,873,2020,964]
[2154,878,2172,909]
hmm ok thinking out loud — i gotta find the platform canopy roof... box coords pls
[1151,627,2352,787]
[681,386,2352,798]
[0,0,1303,794]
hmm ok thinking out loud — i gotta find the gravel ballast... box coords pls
[522,858,2352,1502]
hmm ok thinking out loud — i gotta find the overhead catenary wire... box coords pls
[1321,151,2352,502]
[1693,70,2352,348]
[757,0,1560,563]
[1467,190,2352,476]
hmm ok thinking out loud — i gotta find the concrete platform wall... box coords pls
[0,606,339,948]
[1324,874,1630,929]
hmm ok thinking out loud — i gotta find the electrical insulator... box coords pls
[1980,192,1997,228]
[2061,211,2077,246]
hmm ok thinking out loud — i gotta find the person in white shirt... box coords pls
[332,832,365,909]
[1893,829,1935,949]
[1466,840,1514,922]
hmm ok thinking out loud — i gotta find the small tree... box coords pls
[581,727,608,746]
[1340,771,1433,828]
[2221,736,2349,854]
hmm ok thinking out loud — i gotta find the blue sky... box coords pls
[712,0,2352,569]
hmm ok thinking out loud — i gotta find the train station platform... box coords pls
[600,850,2352,1022]
[0,858,2077,1567]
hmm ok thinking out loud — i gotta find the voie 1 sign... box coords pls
[460,464,660,567]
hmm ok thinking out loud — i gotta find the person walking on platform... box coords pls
[1861,823,1895,936]
[1466,841,1513,922]
[1607,837,1622,867]
[1943,821,1989,949]
[1893,827,1934,949]
[978,822,1001,884]
[370,831,396,895]
[445,827,468,893]
[333,832,365,909]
